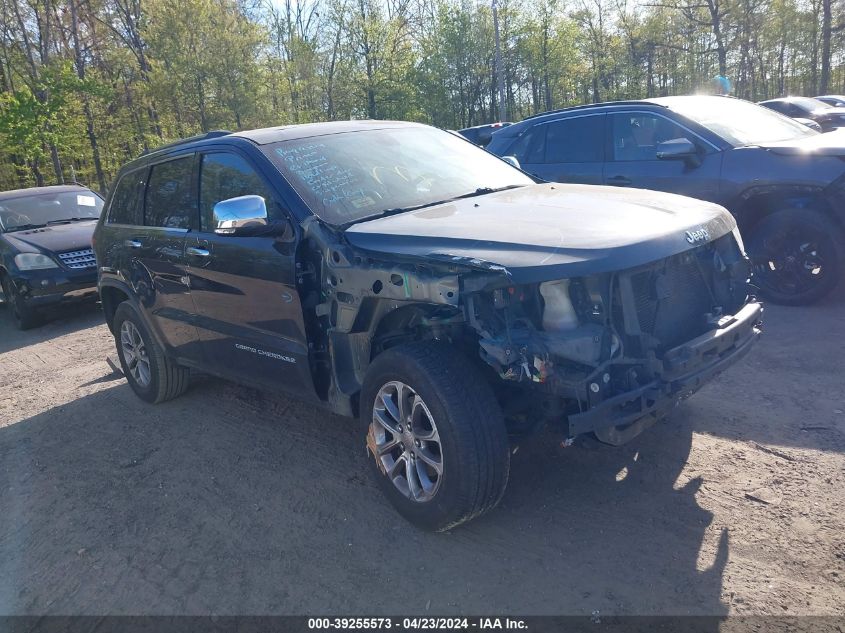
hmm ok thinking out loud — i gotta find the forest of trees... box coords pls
[1,0,845,191]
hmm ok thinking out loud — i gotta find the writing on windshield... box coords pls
[264,126,532,225]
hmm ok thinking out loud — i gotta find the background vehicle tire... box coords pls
[747,207,844,305]
[113,302,190,404]
[361,341,510,531]
[1,274,39,330]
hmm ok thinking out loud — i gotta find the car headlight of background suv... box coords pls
[14,253,59,271]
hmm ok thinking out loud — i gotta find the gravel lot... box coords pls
[0,290,843,617]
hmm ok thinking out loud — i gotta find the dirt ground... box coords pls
[0,289,843,617]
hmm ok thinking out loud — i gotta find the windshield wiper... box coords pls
[345,184,526,227]
[4,223,47,232]
[46,217,96,225]
[462,185,524,197]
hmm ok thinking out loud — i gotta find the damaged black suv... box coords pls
[93,122,762,531]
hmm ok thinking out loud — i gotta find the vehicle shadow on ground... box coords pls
[0,376,727,619]
[0,302,104,355]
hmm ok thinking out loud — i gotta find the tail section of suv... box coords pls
[94,123,762,530]
[487,95,845,305]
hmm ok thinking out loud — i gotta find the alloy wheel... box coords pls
[120,320,152,388]
[369,381,444,503]
[754,227,828,297]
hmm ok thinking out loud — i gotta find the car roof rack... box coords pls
[144,130,232,155]
[521,100,666,121]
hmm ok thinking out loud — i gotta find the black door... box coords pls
[603,112,722,202]
[187,151,313,395]
[514,114,605,184]
[129,155,203,362]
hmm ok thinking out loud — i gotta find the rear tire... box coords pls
[361,342,510,531]
[747,208,843,305]
[1,274,39,330]
[113,302,190,403]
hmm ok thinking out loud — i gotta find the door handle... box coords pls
[186,246,210,258]
[124,239,142,249]
[607,176,632,186]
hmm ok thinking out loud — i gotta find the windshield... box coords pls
[263,126,533,225]
[658,96,819,146]
[0,190,103,232]
[788,97,832,111]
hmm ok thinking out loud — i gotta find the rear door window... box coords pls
[544,116,605,163]
[766,102,788,116]
[789,103,807,117]
[107,170,145,225]
[508,126,547,164]
[144,156,196,229]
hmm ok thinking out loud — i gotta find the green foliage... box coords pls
[1,0,844,191]
[0,61,91,183]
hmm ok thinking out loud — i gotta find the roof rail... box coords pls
[522,100,665,121]
[144,130,232,155]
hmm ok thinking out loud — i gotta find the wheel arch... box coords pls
[369,302,458,357]
[100,282,132,333]
[326,299,464,418]
[733,185,844,236]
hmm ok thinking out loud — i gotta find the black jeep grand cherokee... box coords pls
[93,122,762,530]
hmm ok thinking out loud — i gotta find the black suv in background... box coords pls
[758,96,845,131]
[815,95,845,107]
[487,95,845,305]
[456,122,512,147]
[94,122,761,530]
[0,184,103,329]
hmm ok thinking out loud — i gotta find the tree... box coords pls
[1,0,844,191]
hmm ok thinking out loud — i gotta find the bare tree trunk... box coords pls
[821,0,833,94]
[705,0,728,76]
[13,0,62,183]
[30,159,44,187]
[70,0,106,191]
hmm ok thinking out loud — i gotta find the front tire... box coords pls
[113,302,190,403]
[361,342,510,531]
[748,208,843,305]
[1,274,39,330]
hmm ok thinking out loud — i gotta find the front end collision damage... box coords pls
[298,217,763,441]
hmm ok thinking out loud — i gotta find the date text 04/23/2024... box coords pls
[307,618,528,630]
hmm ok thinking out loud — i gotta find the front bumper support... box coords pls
[567,301,763,436]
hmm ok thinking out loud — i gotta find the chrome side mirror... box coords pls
[655,138,697,160]
[501,155,521,169]
[213,195,268,235]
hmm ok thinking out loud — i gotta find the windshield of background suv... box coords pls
[789,97,832,111]
[0,190,103,232]
[263,126,533,225]
[659,96,819,146]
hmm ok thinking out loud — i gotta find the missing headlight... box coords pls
[539,279,578,332]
